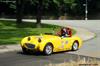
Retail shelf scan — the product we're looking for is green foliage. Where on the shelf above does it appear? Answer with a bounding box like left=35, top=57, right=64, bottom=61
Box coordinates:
left=53, top=0, right=60, bottom=6
left=0, top=20, right=60, bottom=44
left=30, top=0, right=50, bottom=8
left=64, top=0, right=75, bottom=4
left=9, top=3, right=16, bottom=9
left=0, top=20, right=76, bottom=44
left=1, top=0, right=100, bottom=19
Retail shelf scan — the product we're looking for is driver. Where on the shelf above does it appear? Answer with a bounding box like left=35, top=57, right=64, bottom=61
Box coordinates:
left=61, top=27, right=69, bottom=37
left=56, top=27, right=72, bottom=37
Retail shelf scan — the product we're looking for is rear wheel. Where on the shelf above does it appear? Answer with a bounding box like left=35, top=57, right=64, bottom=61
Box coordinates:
left=43, top=44, right=53, bottom=55
left=72, top=41, right=79, bottom=51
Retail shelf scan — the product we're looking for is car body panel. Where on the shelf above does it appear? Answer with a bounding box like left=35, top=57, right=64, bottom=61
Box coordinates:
left=20, top=34, right=82, bottom=53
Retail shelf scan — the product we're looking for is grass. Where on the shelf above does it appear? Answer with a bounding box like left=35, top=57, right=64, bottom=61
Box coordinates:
left=0, top=20, right=76, bottom=45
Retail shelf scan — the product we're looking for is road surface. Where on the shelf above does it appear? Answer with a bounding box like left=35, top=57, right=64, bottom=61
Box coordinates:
left=0, top=20, right=100, bottom=66
left=0, top=51, right=100, bottom=66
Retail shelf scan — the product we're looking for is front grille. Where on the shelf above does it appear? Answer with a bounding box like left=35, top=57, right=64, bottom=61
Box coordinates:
left=25, top=43, right=35, bottom=49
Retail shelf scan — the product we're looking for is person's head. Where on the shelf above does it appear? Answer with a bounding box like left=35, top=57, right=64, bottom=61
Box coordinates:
left=67, top=27, right=70, bottom=30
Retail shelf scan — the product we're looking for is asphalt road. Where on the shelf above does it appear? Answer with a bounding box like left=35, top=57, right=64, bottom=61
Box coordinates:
left=71, top=29, right=100, bottom=58
left=0, top=20, right=100, bottom=66
left=0, top=51, right=100, bottom=66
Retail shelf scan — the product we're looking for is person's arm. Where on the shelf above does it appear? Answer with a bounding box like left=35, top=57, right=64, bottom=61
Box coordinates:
left=55, top=29, right=62, bottom=36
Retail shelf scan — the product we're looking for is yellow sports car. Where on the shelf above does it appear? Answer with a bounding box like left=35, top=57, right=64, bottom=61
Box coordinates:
left=20, top=33, right=82, bottom=55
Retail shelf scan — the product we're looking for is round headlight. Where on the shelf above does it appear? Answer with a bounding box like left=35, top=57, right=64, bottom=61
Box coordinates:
left=38, top=38, right=41, bottom=43
left=28, top=37, right=31, bottom=41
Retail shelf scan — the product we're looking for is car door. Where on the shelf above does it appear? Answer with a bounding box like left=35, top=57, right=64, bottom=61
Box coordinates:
left=54, top=37, right=71, bottom=52
left=60, top=37, right=71, bottom=51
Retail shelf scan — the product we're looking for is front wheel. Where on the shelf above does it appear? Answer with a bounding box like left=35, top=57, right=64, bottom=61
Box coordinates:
left=22, top=47, right=29, bottom=54
left=72, top=41, right=79, bottom=51
left=43, top=44, right=53, bottom=55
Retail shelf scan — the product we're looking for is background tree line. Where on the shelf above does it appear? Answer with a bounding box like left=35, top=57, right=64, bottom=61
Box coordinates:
left=0, top=0, right=100, bottom=27
left=0, top=0, right=100, bottom=19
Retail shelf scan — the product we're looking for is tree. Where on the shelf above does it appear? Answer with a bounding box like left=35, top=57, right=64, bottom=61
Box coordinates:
left=52, top=0, right=77, bottom=17
left=16, top=0, right=24, bottom=24
left=36, top=0, right=43, bottom=28
left=31, top=0, right=50, bottom=28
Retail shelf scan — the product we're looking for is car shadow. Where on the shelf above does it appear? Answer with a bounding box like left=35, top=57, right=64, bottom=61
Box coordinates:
left=17, top=50, right=75, bottom=56
left=17, top=51, right=44, bottom=56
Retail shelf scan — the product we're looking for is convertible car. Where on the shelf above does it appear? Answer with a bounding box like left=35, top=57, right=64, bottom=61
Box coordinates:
left=20, top=33, right=82, bottom=55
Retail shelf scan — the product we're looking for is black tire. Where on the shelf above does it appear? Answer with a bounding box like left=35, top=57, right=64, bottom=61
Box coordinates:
left=72, top=41, right=79, bottom=51
left=22, top=47, right=29, bottom=54
left=43, top=44, right=53, bottom=55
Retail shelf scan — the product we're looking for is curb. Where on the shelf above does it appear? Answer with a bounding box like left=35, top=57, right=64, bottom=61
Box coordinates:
left=73, top=27, right=96, bottom=41
left=0, top=45, right=21, bottom=53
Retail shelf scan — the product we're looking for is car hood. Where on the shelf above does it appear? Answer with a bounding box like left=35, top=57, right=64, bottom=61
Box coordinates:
left=21, top=35, right=60, bottom=47
left=21, top=35, right=60, bottom=43
left=29, top=35, right=59, bottom=40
